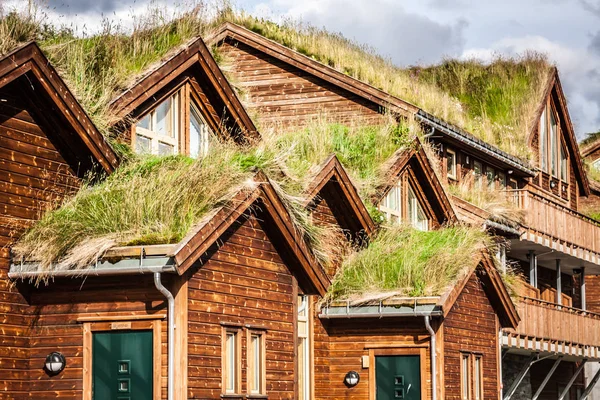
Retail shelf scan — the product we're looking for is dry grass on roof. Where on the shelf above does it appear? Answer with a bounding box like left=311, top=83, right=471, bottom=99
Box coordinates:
left=324, top=224, right=524, bottom=303
left=2, top=2, right=551, bottom=160
left=324, top=224, right=488, bottom=303
left=12, top=116, right=420, bottom=276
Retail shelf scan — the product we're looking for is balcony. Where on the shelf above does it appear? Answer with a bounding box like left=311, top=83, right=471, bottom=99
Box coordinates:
left=503, top=284, right=600, bottom=360
left=507, top=189, right=600, bottom=266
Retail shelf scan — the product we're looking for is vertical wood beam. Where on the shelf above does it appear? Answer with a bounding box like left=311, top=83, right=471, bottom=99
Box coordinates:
left=528, top=251, right=537, bottom=288
left=582, top=267, right=587, bottom=311
left=558, top=360, right=587, bottom=400
left=556, top=259, right=562, bottom=307
left=171, top=275, right=188, bottom=400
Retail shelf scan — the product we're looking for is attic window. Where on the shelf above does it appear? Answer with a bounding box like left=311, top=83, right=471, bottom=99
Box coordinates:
left=379, top=180, right=429, bottom=231
left=136, top=91, right=180, bottom=155
left=135, top=88, right=213, bottom=158
left=407, top=184, right=428, bottom=231
left=539, top=101, right=568, bottom=182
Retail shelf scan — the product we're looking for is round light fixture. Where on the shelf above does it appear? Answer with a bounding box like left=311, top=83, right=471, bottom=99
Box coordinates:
left=44, top=352, right=66, bottom=375
left=344, top=370, right=360, bottom=387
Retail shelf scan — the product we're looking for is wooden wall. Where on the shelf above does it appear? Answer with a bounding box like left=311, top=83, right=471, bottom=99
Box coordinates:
left=0, top=83, right=82, bottom=399
left=442, top=270, right=500, bottom=400
left=187, top=213, right=299, bottom=399
left=23, top=276, right=168, bottom=400
left=218, top=40, right=387, bottom=130
left=314, top=316, right=433, bottom=400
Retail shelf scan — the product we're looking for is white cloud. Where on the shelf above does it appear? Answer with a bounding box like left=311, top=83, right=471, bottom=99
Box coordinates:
left=252, top=0, right=467, bottom=66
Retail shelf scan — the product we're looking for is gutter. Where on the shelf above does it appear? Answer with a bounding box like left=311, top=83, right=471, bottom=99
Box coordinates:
left=154, top=272, right=175, bottom=400
left=424, top=316, right=437, bottom=400
left=318, top=298, right=443, bottom=319
left=416, top=110, right=536, bottom=177
left=8, top=264, right=176, bottom=279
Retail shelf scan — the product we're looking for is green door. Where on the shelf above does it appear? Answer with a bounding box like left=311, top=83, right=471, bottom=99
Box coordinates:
left=376, top=355, right=421, bottom=400
left=92, top=330, right=153, bottom=400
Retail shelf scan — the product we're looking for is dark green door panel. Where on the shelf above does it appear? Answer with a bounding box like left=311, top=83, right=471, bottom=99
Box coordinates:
left=376, top=355, right=421, bottom=400
left=92, top=331, right=153, bottom=400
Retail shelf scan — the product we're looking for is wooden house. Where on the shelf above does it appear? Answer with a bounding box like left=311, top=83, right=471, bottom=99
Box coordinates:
left=306, top=145, right=518, bottom=400
left=2, top=17, right=600, bottom=400
left=212, top=23, right=600, bottom=399
left=0, top=41, right=118, bottom=399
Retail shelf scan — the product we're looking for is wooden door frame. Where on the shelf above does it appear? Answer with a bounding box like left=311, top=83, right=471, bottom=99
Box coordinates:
left=368, top=347, right=427, bottom=400
left=82, top=318, right=162, bottom=400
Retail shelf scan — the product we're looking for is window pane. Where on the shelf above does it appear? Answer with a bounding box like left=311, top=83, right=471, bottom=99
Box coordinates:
left=135, top=134, right=152, bottom=154
left=154, top=97, right=171, bottom=136
left=298, top=337, right=306, bottom=400
left=497, top=172, right=506, bottom=188
left=560, top=145, right=567, bottom=181
left=474, top=162, right=483, bottom=189
left=138, top=114, right=151, bottom=130
left=550, top=110, right=557, bottom=176
left=462, top=355, right=469, bottom=400
left=225, top=333, right=236, bottom=392
left=540, top=107, right=547, bottom=172
left=447, top=150, right=457, bottom=178
left=408, top=185, right=428, bottom=231
left=250, top=335, right=261, bottom=393
left=158, top=142, right=174, bottom=156
left=475, top=357, right=482, bottom=400
left=190, top=105, right=211, bottom=158
left=486, top=167, right=495, bottom=190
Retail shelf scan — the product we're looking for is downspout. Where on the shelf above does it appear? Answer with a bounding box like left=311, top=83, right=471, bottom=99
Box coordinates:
left=424, top=316, right=437, bottom=400
left=154, top=272, right=175, bottom=400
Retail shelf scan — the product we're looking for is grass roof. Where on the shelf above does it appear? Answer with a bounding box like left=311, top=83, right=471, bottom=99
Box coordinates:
left=6, top=3, right=522, bottom=296
left=325, top=224, right=490, bottom=302
left=1, top=3, right=551, bottom=160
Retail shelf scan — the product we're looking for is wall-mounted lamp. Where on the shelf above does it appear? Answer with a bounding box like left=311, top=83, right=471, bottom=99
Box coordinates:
left=550, top=180, right=557, bottom=189
left=44, top=352, right=66, bottom=375
left=507, top=170, right=514, bottom=175
left=344, top=371, right=360, bottom=387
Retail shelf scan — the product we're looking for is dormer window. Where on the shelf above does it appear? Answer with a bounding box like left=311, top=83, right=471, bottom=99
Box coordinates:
left=379, top=179, right=429, bottom=231
left=134, top=88, right=213, bottom=158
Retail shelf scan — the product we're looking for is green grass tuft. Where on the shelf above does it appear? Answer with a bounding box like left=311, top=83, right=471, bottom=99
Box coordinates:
left=324, top=224, right=491, bottom=302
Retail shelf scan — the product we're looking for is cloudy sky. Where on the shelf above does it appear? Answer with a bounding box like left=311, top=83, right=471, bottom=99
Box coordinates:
left=18, top=0, right=600, bottom=139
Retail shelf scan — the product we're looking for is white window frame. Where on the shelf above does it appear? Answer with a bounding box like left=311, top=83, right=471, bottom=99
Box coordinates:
left=408, top=184, right=428, bottom=231
left=135, top=91, right=180, bottom=155
left=222, top=327, right=241, bottom=395
left=247, top=330, right=266, bottom=396
left=447, top=148, right=457, bottom=180
left=189, top=102, right=212, bottom=159
left=298, top=295, right=312, bottom=400
left=380, top=183, right=402, bottom=225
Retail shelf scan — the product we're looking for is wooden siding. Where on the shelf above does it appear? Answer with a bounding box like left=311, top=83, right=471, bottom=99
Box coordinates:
left=511, top=297, right=600, bottom=348
left=314, top=317, right=432, bottom=400
left=187, top=213, right=298, bottom=399
left=219, top=40, right=387, bottom=129
left=443, top=271, right=500, bottom=400
left=15, top=275, right=168, bottom=400
left=510, top=189, right=600, bottom=258
left=0, top=84, right=82, bottom=399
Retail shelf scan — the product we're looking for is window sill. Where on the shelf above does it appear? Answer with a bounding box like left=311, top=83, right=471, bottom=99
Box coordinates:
left=220, top=394, right=245, bottom=399
left=247, top=395, right=268, bottom=399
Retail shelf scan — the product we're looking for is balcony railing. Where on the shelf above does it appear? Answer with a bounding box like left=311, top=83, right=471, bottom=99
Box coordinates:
left=512, top=296, right=600, bottom=347
left=506, top=189, right=600, bottom=256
